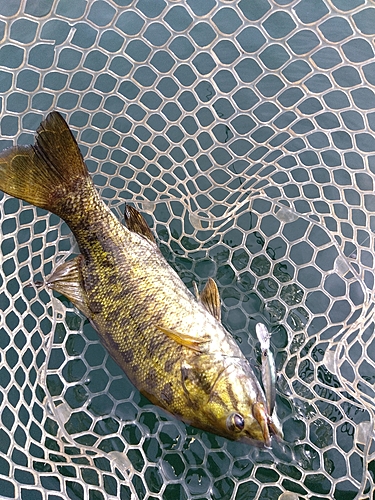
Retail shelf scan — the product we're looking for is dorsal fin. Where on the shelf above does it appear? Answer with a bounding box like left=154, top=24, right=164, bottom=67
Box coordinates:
left=124, top=205, right=155, bottom=243
left=200, top=278, right=221, bottom=321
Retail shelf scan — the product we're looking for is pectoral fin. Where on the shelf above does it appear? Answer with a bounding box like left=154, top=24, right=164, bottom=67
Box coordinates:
left=45, top=255, right=91, bottom=318
left=200, top=278, right=221, bottom=321
left=124, top=204, right=155, bottom=243
left=157, top=325, right=209, bottom=352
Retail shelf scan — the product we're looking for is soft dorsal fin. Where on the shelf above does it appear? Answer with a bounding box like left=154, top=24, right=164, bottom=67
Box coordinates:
left=157, top=325, right=209, bottom=352
left=200, top=278, right=221, bottom=321
left=124, top=205, right=155, bottom=243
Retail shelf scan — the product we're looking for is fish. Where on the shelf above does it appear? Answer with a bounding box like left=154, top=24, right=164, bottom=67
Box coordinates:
left=0, top=111, right=283, bottom=446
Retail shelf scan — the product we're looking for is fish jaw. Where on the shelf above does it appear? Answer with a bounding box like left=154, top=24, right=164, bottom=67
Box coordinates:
left=252, top=402, right=271, bottom=447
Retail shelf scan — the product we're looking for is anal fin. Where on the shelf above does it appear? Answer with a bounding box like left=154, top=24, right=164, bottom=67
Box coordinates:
left=45, top=255, right=90, bottom=318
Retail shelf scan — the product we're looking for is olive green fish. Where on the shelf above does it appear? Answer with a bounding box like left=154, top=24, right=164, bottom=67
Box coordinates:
left=0, top=112, right=282, bottom=446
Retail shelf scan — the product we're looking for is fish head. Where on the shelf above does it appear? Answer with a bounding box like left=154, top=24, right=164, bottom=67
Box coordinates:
left=182, top=356, right=279, bottom=447
left=210, top=359, right=273, bottom=446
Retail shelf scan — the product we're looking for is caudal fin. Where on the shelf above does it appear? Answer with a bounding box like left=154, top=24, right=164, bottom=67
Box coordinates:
left=0, top=111, right=89, bottom=214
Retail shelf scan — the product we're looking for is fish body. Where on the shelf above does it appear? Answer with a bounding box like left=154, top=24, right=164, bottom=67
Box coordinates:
left=0, top=112, right=282, bottom=446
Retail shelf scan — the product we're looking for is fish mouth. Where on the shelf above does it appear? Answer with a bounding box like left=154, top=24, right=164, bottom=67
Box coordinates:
left=252, top=402, right=271, bottom=447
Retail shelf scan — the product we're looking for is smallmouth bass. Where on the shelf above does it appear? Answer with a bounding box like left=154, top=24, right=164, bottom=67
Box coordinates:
left=0, top=112, right=282, bottom=446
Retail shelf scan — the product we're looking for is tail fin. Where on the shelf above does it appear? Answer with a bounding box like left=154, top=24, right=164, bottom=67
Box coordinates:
left=0, top=112, right=89, bottom=214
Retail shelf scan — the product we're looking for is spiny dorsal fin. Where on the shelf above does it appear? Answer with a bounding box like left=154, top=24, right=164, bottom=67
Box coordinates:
left=157, top=325, right=209, bottom=352
left=124, top=205, right=155, bottom=243
left=200, top=278, right=221, bottom=321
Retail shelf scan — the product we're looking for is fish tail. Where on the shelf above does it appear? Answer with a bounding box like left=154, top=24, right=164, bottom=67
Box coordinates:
left=0, top=112, right=90, bottom=217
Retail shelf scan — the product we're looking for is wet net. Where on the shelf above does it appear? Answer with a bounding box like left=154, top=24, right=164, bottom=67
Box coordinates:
left=1, top=0, right=375, bottom=499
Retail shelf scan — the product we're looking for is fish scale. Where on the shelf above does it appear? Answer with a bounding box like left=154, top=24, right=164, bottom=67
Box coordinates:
left=0, top=111, right=283, bottom=446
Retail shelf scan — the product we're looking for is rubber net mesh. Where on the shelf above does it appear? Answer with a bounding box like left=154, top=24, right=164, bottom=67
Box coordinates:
left=1, top=0, right=375, bottom=499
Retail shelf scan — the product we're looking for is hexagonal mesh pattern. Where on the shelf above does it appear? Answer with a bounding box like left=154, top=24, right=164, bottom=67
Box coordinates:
left=1, top=0, right=375, bottom=498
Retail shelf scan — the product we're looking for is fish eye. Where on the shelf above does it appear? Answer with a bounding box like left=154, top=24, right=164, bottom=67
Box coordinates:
left=227, top=413, right=245, bottom=432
